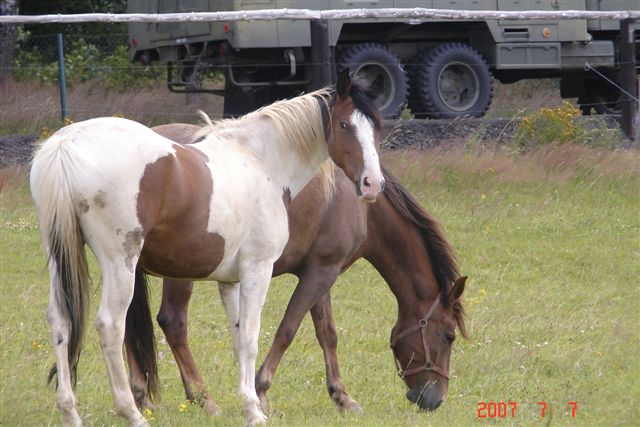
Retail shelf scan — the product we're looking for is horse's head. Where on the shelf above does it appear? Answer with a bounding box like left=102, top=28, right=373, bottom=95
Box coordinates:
left=328, top=69, right=385, bottom=202
left=390, top=276, right=467, bottom=411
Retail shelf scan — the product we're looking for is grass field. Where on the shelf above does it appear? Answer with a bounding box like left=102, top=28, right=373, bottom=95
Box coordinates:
left=1, top=143, right=639, bottom=426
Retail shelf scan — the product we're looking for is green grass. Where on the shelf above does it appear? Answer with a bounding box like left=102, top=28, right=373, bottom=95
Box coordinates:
left=1, top=144, right=639, bottom=426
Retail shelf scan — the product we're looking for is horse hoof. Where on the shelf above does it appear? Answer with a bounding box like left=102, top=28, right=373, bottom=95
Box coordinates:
left=130, top=415, right=150, bottom=427
left=243, top=403, right=267, bottom=426
left=62, top=412, right=82, bottom=427
left=203, top=399, right=221, bottom=416
left=338, top=398, right=364, bottom=413
left=258, top=394, right=270, bottom=414
left=244, top=411, right=267, bottom=426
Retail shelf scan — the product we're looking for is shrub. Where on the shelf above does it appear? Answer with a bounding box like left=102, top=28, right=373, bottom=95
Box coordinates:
left=513, top=100, right=583, bottom=147
left=12, top=34, right=163, bottom=90
left=101, top=45, right=164, bottom=90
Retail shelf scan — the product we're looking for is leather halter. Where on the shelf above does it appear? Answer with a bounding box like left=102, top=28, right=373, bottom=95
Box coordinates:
left=390, top=295, right=450, bottom=380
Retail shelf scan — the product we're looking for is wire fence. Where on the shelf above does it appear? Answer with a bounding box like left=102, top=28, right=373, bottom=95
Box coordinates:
left=1, top=31, right=637, bottom=138
left=8, top=32, right=164, bottom=84
left=1, top=32, right=225, bottom=136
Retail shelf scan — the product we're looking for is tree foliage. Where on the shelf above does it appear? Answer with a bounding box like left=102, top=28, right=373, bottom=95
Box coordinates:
left=20, top=0, right=127, bottom=39
left=1, top=0, right=20, bottom=81
left=10, top=1, right=163, bottom=89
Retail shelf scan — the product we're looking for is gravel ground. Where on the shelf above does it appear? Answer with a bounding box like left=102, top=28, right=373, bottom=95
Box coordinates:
left=0, top=116, right=630, bottom=170
left=0, top=134, right=39, bottom=169
left=382, top=117, right=520, bottom=149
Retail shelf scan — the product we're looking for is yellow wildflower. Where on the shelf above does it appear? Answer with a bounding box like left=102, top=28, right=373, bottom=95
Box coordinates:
left=143, top=408, right=154, bottom=421
left=40, top=127, right=53, bottom=139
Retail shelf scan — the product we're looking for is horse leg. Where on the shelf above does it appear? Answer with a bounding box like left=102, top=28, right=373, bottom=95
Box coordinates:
left=255, top=266, right=339, bottom=411
left=125, top=338, right=153, bottom=411
left=158, top=279, right=220, bottom=415
left=46, top=272, right=82, bottom=427
left=310, top=291, right=363, bottom=413
left=95, top=260, right=148, bottom=427
left=218, top=281, right=240, bottom=359
left=235, top=261, right=274, bottom=425
left=125, top=265, right=157, bottom=412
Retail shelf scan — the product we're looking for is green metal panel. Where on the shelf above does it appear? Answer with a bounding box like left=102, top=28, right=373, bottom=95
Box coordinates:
left=276, top=0, right=326, bottom=47
left=154, top=0, right=211, bottom=42
left=495, top=0, right=588, bottom=42
left=394, top=0, right=432, bottom=6
left=226, top=0, right=277, bottom=48
left=327, top=0, right=394, bottom=47
left=560, top=40, right=615, bottom=69
left=587, top=0, right=637, bottom=31
left=496, top=42, right=561, bottom=69
left=127, top=0, right=157, bottom=57
left=497, top=0, right=585, bottom=11
left=433, top=0, right=496, bottom=10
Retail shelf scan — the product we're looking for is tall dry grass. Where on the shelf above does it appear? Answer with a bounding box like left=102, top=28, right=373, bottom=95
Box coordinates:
left=1, top=76, right=566, bottom=136
left=384, top=143, right=640, bottom=186
left=1, top=79, right=224, bottom=135
left=486, top=79, right=563, bottom=118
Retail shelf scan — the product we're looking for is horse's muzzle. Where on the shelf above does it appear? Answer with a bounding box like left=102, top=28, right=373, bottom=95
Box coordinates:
left=356, top=175, right=385, bottom=202
left=406, top=385, right=444, bottom=411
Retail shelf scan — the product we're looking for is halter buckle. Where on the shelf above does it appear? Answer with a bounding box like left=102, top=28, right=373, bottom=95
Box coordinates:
left=419, top=319, right=428, bottom=327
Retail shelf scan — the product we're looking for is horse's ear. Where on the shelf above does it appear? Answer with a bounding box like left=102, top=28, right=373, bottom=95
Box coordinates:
left=449, top=276, right=467, bottom=301
left=336, top=68, right=351, bottom=97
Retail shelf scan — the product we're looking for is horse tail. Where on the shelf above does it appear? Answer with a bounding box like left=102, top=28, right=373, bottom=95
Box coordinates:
left=125, top=265, right=160, bottom=402
left=30, top=133, right=90, bottom=387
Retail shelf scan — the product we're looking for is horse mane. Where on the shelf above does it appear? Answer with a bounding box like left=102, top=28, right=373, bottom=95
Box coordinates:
left=192, top=78, right=380, bottom=202
left=381, top=166, right=468, bottom=338
left=342, top=78, right=383, bottom=131
left=194, top=91, right=336, bottom=201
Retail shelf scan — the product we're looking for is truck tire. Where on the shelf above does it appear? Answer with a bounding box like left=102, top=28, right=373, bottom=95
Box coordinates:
left=337, top=43, right=408, bottom=119
left=408, top=43, right=493, bottom=119
left=578, top=80, right=621, bottom=115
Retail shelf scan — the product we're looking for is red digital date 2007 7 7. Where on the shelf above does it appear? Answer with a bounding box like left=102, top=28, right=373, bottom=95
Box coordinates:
left=477, top=401, right=578, bottom=418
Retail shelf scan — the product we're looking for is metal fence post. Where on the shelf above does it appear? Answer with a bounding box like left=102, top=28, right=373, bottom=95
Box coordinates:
left=56, top=32, right=68, bottom=122
left=310, top=19, right=332, bottom=90
left=619, top=19, right=637, bottom=141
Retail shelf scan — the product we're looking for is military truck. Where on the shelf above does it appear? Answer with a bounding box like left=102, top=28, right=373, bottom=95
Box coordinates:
left=127, top=1, right=639, bottom=118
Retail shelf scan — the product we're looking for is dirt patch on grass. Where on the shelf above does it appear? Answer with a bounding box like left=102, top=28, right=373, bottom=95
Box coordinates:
left=0, top=135, right=38, bottom=169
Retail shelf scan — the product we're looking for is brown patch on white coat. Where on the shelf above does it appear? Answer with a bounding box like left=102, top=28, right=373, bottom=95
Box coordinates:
left=136, top=143, right=225, bottom=278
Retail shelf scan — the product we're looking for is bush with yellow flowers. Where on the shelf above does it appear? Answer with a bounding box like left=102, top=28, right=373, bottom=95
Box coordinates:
left=514, top=101, right=583, bottom=147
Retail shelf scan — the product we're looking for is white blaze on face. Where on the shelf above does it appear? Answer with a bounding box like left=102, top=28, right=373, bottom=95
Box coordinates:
left=350, top=110, right=384, bottom=201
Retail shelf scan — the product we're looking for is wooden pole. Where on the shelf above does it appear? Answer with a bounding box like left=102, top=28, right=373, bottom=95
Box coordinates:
left=619, top=19, right=637, bottom=141
left=310, top=19, right=332, bottom=90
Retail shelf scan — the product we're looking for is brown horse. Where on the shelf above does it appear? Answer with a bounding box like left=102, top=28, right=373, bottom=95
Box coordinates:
left=125, top=124, right=467, bottom=416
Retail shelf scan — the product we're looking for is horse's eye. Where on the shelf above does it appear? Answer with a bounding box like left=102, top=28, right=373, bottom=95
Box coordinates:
left=340, top=121, right=348, bottom=130
left=445, top=333, right=456, bottom=344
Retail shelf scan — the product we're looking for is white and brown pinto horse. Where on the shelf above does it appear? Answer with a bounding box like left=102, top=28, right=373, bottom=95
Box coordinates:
left=30, top=70, right=384, bottom=427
